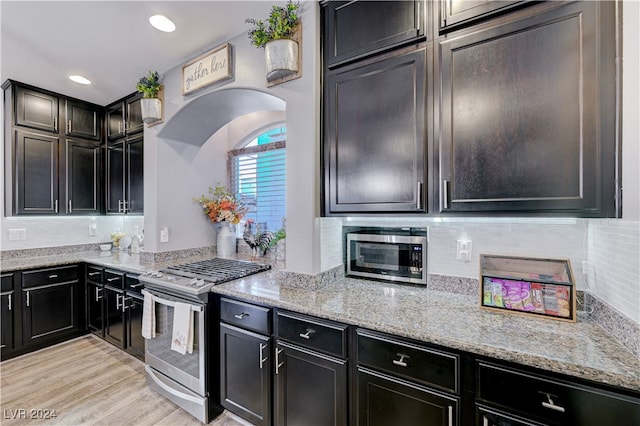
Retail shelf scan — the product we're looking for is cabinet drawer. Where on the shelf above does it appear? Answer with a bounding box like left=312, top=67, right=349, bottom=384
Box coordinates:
left=220, top=298, right=271, bottom=335
left=276, top=311, right=347, bottom=358
left=86, top=265, right=103, bottom=282
left=103, top=269, right=125, bottom=289
left=1, top=274, right=13, bottom=291
left=22, top=265, right=78, bottom=288
left=477, top=361, right=640, bottom=425
left=125, top=274, right=143, bottom=295
left=357, top=329, right=459, bottom=394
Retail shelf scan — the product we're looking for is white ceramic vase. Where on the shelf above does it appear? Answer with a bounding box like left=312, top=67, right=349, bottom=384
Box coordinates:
left=216, top=222, right=236, bottom=258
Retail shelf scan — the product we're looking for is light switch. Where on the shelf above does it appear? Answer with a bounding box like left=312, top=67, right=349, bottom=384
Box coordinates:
left=8, top=228, right=27, bottom=241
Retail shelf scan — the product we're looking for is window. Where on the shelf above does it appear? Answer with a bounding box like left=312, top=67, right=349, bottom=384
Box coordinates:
left=229, top=126, right=286, bottom=233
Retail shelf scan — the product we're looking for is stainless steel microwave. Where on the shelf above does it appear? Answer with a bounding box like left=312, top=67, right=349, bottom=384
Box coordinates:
left=346, top=228, right=428, bottom=285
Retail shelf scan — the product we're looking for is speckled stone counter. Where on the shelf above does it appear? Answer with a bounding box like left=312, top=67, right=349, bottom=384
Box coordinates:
left=211, top=273, right=640, bottom=393
left=2, top=251, right=638, bottom=393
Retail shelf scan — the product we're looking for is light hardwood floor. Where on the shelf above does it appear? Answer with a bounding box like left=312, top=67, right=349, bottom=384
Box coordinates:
left=0, top=335, right=253, bottom=426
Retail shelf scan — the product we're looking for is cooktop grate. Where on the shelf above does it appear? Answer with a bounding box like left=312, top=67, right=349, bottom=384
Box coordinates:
left=162, top=258, right=271, bottom=283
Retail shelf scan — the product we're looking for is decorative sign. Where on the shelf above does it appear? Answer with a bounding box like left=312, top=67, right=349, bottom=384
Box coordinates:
left=182, top=43, right=232, bottom=95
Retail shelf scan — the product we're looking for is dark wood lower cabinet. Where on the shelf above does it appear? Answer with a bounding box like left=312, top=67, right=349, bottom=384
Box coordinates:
left=124, top=292, right=145, bottom=360
left=357, top=367, right=458, bottom=426
left=275, top=341, right=348, bottom=426
left=1, top=274, right=16, bottom=354
left=86, top=280, right=104, bottom=337
left=220, top=322, right=272, bottom=426
left=22, top=281, right=79, bottom=346
left=104, top=286, right=125, bottom=347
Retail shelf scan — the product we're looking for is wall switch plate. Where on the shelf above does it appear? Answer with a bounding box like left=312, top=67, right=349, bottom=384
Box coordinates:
left=8, top=228, right=27, bottom=241
left=89, top=224, right=97, bottom=236
left=160, top=227, right=169, bottom=243
left=456, top=239, right=472, bottom=261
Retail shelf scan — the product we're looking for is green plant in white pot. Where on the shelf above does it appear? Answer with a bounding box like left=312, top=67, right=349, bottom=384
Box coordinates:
left=245, top=1, right=301, bottom=83
left=136, top=70, right=162, bottom=124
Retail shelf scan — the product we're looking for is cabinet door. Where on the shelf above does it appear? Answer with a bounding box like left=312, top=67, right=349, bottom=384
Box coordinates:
left=22, top=281, right=79, bottom=345
left=14, top=85, right=59, bottom=133
left=357, top=367, right=458, bottom=426
left=275, top=341, right=348, bottom=426
left=86, top=281, right=103, bottom=337
left=220, top=323, right=271, bottom=426
left=440, top=0, right=527, bottom=31
left=14, top=130, right=59, bottom=215
left=106, top=140, right=125, bottom=214
left=125, top=293, right=145, bottom=360
left=438, top=1, right=617, bottom=216
left=1, top=291, right=15, bottom=353
left=104, top=287, right=125, bottom=348
left=324, top=1, right=426, bottom=68
left=325, top=47, right=427, bottom=214
left=65, top=138, right=102, bottom=215
left=106, top=102, right=125, bottom=140
left=126, top=95, right=144, bottom=135
left=126, top=135, right=144, bottom=214
left=65, top=99, right=101, bottom=140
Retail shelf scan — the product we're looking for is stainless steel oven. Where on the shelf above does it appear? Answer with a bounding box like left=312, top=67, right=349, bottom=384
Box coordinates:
left=143, top=288, right=209, bottom=422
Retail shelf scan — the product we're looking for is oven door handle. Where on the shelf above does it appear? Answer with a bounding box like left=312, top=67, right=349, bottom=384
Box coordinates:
left=142, top=290, right=204, bottom=312
left=145, top=365, right=203, bottom=404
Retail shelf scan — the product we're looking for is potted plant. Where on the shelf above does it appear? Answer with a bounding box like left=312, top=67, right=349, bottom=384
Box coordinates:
left=136, top=70, right=162, bottom=124
left=246, top=1, right=301, bottom=83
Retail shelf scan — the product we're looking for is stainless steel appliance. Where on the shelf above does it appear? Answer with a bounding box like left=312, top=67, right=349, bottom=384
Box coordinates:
left=346, top=227, right=428, bottom=285
left=139, top=258, right=271, bottom=423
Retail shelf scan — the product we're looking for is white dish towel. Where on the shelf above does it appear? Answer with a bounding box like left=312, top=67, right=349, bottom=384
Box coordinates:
left=141, top=290, right=155, bottom=339
left=171, top=302, right=194, bottom=355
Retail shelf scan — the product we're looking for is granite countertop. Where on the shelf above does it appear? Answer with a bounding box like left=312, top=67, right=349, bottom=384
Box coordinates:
left=212, top=272, right=640, bottom=393
left=2, top=251, right=639, bottom=393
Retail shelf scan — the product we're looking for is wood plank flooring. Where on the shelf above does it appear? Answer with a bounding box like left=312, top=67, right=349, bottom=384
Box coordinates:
left=0, top=335, right=253, bottom=425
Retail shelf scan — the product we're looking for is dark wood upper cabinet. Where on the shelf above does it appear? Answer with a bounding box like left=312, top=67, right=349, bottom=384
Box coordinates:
left=324, top=46, right=428, bottom=214
left=126, top=134, right=144, bottom=214
left=106, top=139, right=125, bottom=214
left=439, top=0, right=529, bottom=32
left=106, top=102, right=125, bottom=140
left=438, top=1, right=618, bottom=216
left=65, top=99, right=102, bottom=140
left=14, top=85, right=59, bottom=133
left=126, top=94, right=144, bottom=135
left=324, top=0, right=427, bottom=68
left=106, top=133, right=143, bottom=215
left=65, top=138, right=102, bottom=215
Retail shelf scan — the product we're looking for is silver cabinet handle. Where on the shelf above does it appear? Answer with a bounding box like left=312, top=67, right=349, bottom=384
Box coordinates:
left=89, top=271, right=101, bottom=277
left=48, top=274, right=59, bottom=279
left=234, top=312, right=249, bottom=320
left=7, top=294, right=12, bottom=311
left=259, top=343, right=268, bottom=370
left=442, top=180, right=449, bottom=209
left=392, top=353, right=409, bottom=367
left=68, top=120, right=72, bottom=134
left=448, top=405, right=453, bottom=426
left=116, top=293, right=122, bottom=310
left=68, top=199, right=72, bottom=213
left=54, top=117, right=58, bottom=132
left=118, top=200, right=123, bottom=213
left=130, top=283, right=143, bottom=289
left=107, top=277, right=120, bottom=282
left=124, top=200, right=129, bottom=213
left=483, top=415, right=489, bottom=426
left=118, top=122, right=122, bottom=134
left=299, top=329, right=315, bottom=340
left=275, top=348, right=284, bottom=375
left=416, top=181, right=423, bottom=210
left=26, top=290, right=30, bottom=307
left=122, top=297, right=131, bottom=311
left=54, top=199, right=58, bottom=213
left=95, top=287, right=103, bottom=302
left=541, top=394, right=565, bottom=413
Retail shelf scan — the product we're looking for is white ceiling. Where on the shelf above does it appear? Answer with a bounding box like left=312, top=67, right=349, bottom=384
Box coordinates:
left=1, top=1, right=278, bottom=106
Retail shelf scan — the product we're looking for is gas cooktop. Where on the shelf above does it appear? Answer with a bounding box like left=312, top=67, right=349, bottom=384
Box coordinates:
left=139, top=258, right=271, bottom=296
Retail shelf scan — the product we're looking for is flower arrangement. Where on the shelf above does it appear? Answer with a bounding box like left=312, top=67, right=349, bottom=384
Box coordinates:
left=195, top=185, right=247, bottom=225
left=136, top=70, right=161, bottom=98
left=245, top=0, right=301, bottom=48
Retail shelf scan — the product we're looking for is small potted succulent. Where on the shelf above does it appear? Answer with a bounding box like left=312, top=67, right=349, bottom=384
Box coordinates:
left=136, top=70, right=162, bottom=124
left=245, top=1, right=301, bottom=83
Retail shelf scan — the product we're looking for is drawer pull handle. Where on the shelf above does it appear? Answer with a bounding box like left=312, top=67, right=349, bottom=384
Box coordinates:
left=259, top=343, right=268, bottom=370
left=107, top=277, right=120, bottom=282
left=234, top=312, right=249, bottom=320
left=275, top=348, right=284, bottom=375
left=392, top=353, right=409, bottom=368
left=541, top=394, right=565, bottom=413
left=130, top=283, right=143, bottom=289
left=89, top=272, right=101, bottom=276
left=48, top=274, right=59, bottom=279
left=299, top=329, right=315, bottom=340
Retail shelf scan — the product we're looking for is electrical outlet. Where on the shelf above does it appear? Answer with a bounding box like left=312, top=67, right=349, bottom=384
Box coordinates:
left=8, top=228, right=26, bottom=241
left=89, top=224, right=97, bottom=236
left=160, top=226, right=169, bottom=243
left=456, top=239, right=472, bottom=262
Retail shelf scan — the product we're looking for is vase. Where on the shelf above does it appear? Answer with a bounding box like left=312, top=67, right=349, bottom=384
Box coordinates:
left=216, top=223, right=236, bottom=258
left=265, top=39, right=299, bottom=82
left=140, top=98, right=162, bottom=124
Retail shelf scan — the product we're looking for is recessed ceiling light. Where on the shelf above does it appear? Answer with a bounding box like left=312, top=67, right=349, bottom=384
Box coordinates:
left=149, top=14, right=176, bottom=32
left=69, top=75, right=91, bottom=85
